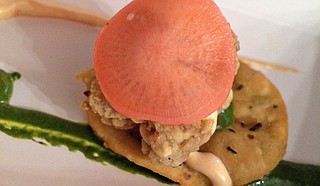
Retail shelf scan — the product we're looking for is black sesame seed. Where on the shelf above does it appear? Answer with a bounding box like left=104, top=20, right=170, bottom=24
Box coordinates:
left=83, top=90, right=91, bottom=97
left=227, top=146, right=237, bottom=154
left=249, top=123, right=262, bottom=131
left=273, top=104, right=278, bottom=108
left=228, top=129, right=236, bottom=133
left=248, top=105, right=253, bottom=109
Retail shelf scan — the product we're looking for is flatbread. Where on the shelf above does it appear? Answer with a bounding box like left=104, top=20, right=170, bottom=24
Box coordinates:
left=84, top=62, right=288, bottom=185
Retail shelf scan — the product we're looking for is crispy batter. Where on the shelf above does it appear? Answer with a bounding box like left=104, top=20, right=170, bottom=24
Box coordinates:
left=77, top=69, right=138, bottom=130
left=78, top=63, right=288, bottom=185
left=140, top=113, right=216, bottom=166
left=77, top=69, right=217, bottom=167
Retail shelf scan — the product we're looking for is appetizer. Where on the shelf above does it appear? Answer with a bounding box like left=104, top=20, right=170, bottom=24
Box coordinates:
left=77, top=0, right=287, bottom=185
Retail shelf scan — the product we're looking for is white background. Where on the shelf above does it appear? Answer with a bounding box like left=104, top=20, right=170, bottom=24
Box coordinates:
left=0, top=0, right=319, bottom=185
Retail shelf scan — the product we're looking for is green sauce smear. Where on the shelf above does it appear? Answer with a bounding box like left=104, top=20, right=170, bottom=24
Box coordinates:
left=246, top=160, right=320, bottom=186
left=0, top=69, right=173, bottom=184
left=0, top=69, right=319, bottom=185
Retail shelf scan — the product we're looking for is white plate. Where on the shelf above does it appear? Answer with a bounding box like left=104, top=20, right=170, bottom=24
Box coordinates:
left=0, top=0, right=319, bottom=185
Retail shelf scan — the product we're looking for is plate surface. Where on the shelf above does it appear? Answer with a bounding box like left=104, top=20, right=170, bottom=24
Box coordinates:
left=0, top=0, right=319, bottom=185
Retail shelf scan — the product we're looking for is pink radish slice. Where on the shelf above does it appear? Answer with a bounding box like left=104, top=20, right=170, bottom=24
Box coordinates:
left=94, top=0, right=236, bottom=125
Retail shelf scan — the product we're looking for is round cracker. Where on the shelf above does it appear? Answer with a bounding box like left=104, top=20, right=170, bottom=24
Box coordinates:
left=83, top=62, right=288, bottom=185
left=201, top=62, right=288, bottom=185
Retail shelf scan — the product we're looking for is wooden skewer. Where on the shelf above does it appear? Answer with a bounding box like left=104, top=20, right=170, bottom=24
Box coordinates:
left=0, top=0, right=108, bottom=26
left=239, top=56, right=299, bottom=73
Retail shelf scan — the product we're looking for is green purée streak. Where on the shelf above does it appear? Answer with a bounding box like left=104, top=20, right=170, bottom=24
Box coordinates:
left=0, top=69, right=20, bottom=104
left=1, top=69, right=320, bottom=186
left=246, top=160, right=320, bottom=186
left=0, top=69, right=173, bottom=184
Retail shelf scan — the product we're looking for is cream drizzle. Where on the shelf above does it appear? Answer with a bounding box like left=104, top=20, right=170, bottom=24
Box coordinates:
left=0, top=0, right=107, bottom=26
left=186, top=152, right=232, bottom=186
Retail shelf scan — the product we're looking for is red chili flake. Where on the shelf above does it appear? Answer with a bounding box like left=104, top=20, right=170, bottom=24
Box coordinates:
left=236, top=84, right=244, bottom=90
left=248, top=134, right=254, bottom=139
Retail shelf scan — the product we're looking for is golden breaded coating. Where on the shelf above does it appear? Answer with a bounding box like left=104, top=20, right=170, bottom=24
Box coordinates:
left=77, top=69, right=217, bottom=167
left=77, top=69, right=138, bottom=130
left=140, top=113, right=216, bottom=166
